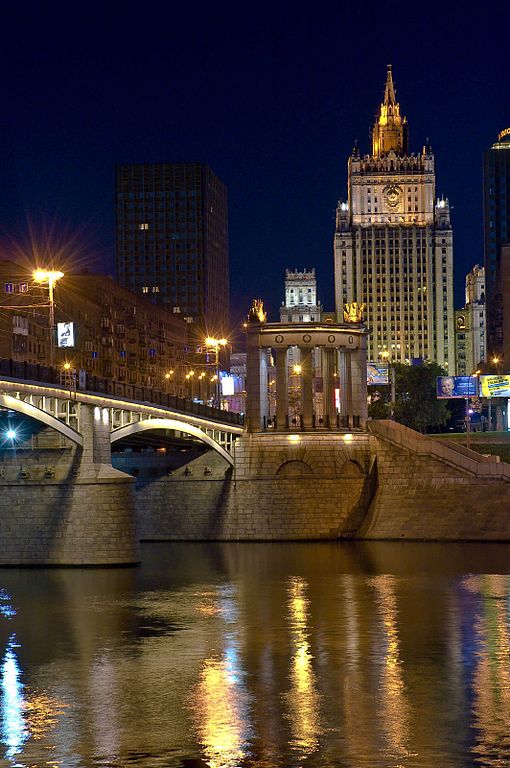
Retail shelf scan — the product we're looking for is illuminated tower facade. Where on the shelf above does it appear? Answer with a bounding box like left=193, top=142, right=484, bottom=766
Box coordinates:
left=334, top=66, right=455, bottom=370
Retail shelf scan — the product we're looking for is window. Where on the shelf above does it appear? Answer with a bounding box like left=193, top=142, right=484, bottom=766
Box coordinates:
left=4, top=283, right=13, bottom=293
left=139, top=223, right=149, bottom=230
left=142, top=286, right=149, bottom=293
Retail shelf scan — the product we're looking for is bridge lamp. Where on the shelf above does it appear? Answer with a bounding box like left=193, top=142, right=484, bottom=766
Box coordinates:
left=6, top=429, right=16, bottom=440
left=205, top=337, right=228, bottom=407
left=33, top=269, right=64, bottom=369
left=292, top=364, right=302, bottom=375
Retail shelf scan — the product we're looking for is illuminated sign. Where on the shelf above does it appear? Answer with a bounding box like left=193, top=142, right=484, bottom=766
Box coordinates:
left=367, top=362, right=389, bottom=385
left=498, top=127, right=510, bottom=141
left=479, top=374, right=510, bottom=398
left=221, top=376, right=235, bottom=396
left=57, top=322, right=75, bottom=348
left=436, top=376, right=478, bottom=399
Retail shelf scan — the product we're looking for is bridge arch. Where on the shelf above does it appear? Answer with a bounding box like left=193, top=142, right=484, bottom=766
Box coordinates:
left=0, top=393, right=83, bottom=446
left=110, top=418, right=234, bottom=465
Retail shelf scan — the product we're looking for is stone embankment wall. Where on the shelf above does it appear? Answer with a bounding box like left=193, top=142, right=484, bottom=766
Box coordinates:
left=0, top=407, right=138, bottom=565
left=361, top=420, right=510, bottom=540
left=135, top=432, right=374, bottom=540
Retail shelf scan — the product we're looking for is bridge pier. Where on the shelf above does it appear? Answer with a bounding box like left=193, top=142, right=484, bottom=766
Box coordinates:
left=0, top=402, right=138, bottom=566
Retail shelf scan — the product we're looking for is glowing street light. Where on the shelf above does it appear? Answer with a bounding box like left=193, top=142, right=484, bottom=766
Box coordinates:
left=204, top=337, right=228, bottom=407
left=33, top=269, right=64, bottom=368
left=6, top=430, right=16, bottom=440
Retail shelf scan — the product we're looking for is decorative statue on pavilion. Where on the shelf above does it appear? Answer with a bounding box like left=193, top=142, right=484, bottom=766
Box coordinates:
left=343, top=302, right=365, bottom=323
left=247, top=299, right=267, bottom=324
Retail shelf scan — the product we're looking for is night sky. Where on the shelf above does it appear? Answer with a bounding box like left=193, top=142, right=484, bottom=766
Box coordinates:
left=0, top=4, right=508, bottom=339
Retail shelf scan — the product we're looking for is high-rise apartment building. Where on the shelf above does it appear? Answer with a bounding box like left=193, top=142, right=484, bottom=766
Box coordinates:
left=115, top=163, right=229, bottom=338
left=483, top=129, right=510, bottom=357
left=455, top=265, right=486, bottom=376
left=334, top=66, right=455, bottom=371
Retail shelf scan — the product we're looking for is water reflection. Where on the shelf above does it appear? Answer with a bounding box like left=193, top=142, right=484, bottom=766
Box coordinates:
left=284, top=576, right=322, bottom=762
left=1, top=634, right=27, bottom=761
left=192, top=585, right=252, bottom=768
left=0, top=543, right=510, bottom=766
left=464, top=574, right=510, bottom=765
left=371, top=575, right=413, bottom=761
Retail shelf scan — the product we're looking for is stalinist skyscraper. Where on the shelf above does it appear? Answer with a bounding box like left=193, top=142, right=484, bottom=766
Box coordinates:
left=334, top=66, right=454, bottom=371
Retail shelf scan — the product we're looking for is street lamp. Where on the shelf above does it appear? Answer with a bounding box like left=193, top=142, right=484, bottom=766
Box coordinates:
left=466, top=369, right=481, bottom=449
left=164, top=370, right=174, bottom=394
left=185, top=370, right=195, bottom=400
left=33, top=269, right=64, bottom=368
left=205, top=337, right=228, bottom=407
left=381, top=350, right=395, bottom=419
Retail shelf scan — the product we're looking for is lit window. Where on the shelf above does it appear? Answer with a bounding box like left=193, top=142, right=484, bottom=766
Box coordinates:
left=142, top=286, right=149, bottom=293
left=152, top=286, right=160, bottom=293
left=139, top=223, right=149, bottom=230
left=18, top=283, right=28, bottom=293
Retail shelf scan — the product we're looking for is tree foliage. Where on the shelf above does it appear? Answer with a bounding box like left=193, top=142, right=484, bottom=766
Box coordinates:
left=368, top=361, right=451, bottom=433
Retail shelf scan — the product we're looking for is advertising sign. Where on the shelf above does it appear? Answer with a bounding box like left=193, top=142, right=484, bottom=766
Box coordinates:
left=367, top=362, right=389, bottom=385
left=436, top=376, right=478, bottom=399
left=57, top=321, right=75, bottom=348
left=479, top=374, right=510, bottom=398
left=221, top=375, right=235, bottom=396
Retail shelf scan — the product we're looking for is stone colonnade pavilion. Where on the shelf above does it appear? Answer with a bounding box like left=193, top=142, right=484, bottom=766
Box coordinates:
left=245, top=306, right=369, bottom=432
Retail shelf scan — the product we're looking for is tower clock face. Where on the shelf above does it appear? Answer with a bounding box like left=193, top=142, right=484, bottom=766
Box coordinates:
left=383, top=184, right=402, bottom=208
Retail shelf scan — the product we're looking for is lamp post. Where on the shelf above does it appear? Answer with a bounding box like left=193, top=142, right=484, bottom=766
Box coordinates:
left=466, top=369, right=481, bottom=449
left=164, top=370, right=174, bottom=394
left=489, top=356, right=501, bottom=431
left=381, top=350, right=395, bottom=419
left=185, top=370, right=195, bottom=400
left=33, top=270, right=64, bottom=369
left=205, top=337, right=227, bottom=408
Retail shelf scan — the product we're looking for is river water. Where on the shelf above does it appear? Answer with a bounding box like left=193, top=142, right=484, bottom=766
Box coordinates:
left=0, top=541, right=510, bottom=767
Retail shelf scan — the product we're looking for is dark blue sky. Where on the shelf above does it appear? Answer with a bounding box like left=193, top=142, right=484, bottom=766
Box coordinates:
left=0, top=3, right=508, bottom=334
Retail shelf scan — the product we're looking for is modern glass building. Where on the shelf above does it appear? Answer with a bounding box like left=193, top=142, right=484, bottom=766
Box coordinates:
left=115, top=163, right=229, bottom=338
left=483, top=129, right=510, bottom=356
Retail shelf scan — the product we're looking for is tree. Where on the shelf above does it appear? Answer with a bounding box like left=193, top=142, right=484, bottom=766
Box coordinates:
left=368, top=361, right=451, bottom=433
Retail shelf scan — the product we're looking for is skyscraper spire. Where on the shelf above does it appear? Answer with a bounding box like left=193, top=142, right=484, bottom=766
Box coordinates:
left=372, top=64, right=408, bottom=157
left=384, top=64, right=397, bottom=106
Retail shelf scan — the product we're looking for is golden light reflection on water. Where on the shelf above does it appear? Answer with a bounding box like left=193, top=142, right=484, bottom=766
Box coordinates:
left=23, top=691, right=68, bottom=740
left=371, top=575, right=413, bottom=761
left=466, top=574, right=510, bottom=765
left=192, top=587, right=252, bottom=768
left=284, top=576, right=323, bottom=762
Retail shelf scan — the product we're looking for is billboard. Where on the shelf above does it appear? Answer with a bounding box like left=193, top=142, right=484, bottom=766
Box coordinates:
left=367, top=362, right=389, bottom=385
left=57, top=321, right=75, bottom=348
left=479, top=374, right=510, bottom=398
left=221, top=375, right=235, bottom=396
left=436, top=376, right=478, bottom=399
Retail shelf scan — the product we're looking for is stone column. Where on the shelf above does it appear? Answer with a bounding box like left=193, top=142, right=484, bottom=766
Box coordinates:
left=301, top=347, right=314, bottom=429
left=322, top=348, right=337, bottom=428
left=351, top=343, right=368, bottom=427
left=245, top=327, right=268, bottom=432
left=339, top=350, right=353, bottom=427
left=275, top=347, right=288, bottom=431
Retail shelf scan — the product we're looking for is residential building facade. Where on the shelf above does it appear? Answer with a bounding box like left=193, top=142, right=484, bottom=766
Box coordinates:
left=0, top=260, right=188, bottom=395
left=115, top=163, right=229, bottom=340
left=334, top=65, right=455, bottom=371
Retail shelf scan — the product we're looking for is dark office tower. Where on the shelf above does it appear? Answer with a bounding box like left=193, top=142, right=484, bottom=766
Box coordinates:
left=483, top=129, right=510, bottom=357
left=115, top=163, right=229, bottom=337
